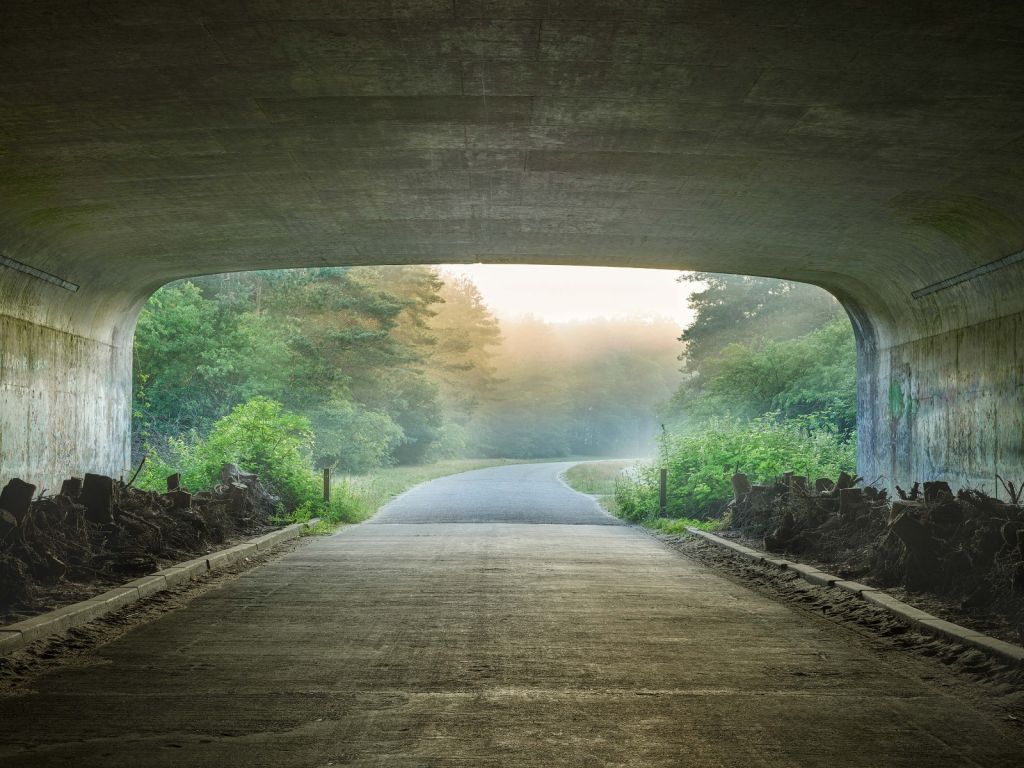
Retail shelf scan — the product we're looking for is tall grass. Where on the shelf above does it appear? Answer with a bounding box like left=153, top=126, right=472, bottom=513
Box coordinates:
left=562, top=460, right=635, bottom=495
left=615, top=415, right=856, bottom=522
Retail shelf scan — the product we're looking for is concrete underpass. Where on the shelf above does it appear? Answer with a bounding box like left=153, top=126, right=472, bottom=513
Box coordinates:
left=2, top=1, right=1024, bottom=763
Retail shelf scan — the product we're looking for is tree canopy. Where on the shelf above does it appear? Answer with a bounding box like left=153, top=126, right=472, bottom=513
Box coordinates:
left=133, top=267, right=684, bottom=473
left=664, top=273, right=856, bottom=436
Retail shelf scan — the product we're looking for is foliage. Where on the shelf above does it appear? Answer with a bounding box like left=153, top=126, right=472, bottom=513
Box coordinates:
left=666, top=274, right=856, bottom=436
left=562, top=461, right=635, bottom=495
left=307, top=402, right=404, bottom=474
left=133, top=266, right=858, bottom=530
left=137, top=397, right=320, bottom=510
left=677, top=273, right=842, bottom=373
left=643, top=517, right=721, bottom=534
left=672, top=319, right=857, bottom=435
left=133, top=267, right=495, bottom=474
left=614, top=415, right=856, bottom=521
left=132, top=282, right=294, bottom=445
left=377, top=369, right=445, bottom=465
left=430, top=276, right=503, bottom=418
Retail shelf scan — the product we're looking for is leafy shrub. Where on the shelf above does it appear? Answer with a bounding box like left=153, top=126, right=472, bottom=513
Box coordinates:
left=308, top=402, right=405, bottom=474
left=137, top=397, right=320, bottom=510
left=615, top=415, right=856, bottom=521
left=613, top=470, right=654, bottom=522
left=286, top=486, right=369, bottom=533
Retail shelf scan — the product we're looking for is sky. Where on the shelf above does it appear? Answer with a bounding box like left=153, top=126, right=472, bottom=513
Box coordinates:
left=438, top=264, right=699, bottom=329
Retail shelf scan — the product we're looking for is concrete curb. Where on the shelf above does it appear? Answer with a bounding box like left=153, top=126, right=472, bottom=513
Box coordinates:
left=0, top=520, right=312, bottom=657
left=686, top=527, right=1024, bottom=668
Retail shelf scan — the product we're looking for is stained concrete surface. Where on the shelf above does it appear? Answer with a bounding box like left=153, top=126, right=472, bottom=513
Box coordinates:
left=2, top=462, right=1024, bottom=766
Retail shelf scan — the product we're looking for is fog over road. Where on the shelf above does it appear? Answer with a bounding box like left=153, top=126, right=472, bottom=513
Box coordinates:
left=371, top=461, right=616, bottom=525
left=1, top=463, right=1022, bottom=766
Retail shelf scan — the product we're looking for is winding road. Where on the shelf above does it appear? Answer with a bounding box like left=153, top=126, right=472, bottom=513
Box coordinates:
left=1, top=462, right=1023, bottom=766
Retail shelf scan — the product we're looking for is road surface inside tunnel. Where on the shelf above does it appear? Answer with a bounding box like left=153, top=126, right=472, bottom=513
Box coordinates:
left=1, top=462, right=1022, bottom=766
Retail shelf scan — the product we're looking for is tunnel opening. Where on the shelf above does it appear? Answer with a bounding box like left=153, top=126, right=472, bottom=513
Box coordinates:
left=126, top=264, right=858, bottom=498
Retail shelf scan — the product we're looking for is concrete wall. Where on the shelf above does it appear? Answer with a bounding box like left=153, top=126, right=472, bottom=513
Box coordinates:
left=0, top=311, right=133, bottom=491
left=858, top=309, right=1024, bottom=495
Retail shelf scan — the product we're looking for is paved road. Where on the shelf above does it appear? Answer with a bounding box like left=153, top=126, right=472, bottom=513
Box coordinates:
left=2, top=462, right=1023, bottom=766
left=371, top=462, right=616, bottom=525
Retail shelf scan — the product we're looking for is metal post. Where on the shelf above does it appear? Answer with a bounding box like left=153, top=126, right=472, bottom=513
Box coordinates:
left=659, top=468, right=667, bottom=517
left=323, top=467, right=331, bottom=504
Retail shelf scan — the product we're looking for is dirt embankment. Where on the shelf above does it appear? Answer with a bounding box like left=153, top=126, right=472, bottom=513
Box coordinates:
left=723, top=471, right=1024, bottom=644
left=0, top=464, right=281, bottom=623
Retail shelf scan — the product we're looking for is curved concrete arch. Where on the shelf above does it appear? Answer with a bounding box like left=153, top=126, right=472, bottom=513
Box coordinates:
left=1, top=1, right=1023, bottom=493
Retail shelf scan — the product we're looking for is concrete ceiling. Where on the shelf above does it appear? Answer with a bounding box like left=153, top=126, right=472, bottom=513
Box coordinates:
left=1, top=1, right=1023, bottom=341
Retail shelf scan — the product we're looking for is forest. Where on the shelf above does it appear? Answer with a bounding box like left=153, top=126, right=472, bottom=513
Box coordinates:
left=131, top=266, right=857, bottom=521
left=131, top=267, right=680, bottom=507
left=618, top=272, right=858, bottom=521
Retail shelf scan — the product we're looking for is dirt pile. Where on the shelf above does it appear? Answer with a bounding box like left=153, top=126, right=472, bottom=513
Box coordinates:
left=727, top=472, right=1024, bottom=639
left=0, top=464, right=280, bottom=618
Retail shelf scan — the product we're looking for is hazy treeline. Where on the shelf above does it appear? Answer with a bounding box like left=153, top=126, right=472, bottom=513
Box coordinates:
left=472, top=316, right=681, bottom=459
left=132, top=267, right=681, bottom=475
left=133, top=267, right=495, bottom=473
left=618, top=273, right=859, bottom=521
left=662, top=273, right=856, bottom=436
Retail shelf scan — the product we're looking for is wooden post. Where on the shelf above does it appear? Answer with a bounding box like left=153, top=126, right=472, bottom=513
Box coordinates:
left=659, top=468, right=668, bottom=517
left=323, top=467, right=331, bottom=504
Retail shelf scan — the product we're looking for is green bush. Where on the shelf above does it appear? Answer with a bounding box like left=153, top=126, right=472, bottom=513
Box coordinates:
left=615, top=414, right=856, bottom=521
left=137, top=397, right=320, bottom=510
left=613, top=471, right=648, bottom=522
left=287, top=485, right=368, bottom=532
left=308, top=402, right=405, bottom=473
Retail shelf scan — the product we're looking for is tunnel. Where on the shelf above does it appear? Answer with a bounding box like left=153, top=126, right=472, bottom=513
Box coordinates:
left=1, top=1, right=1022, bottom=495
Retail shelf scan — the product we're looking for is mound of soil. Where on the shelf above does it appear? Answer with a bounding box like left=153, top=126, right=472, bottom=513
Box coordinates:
left=725, top=472, right=1024, bottom=642
left=0, top=464, right=281, bottom=622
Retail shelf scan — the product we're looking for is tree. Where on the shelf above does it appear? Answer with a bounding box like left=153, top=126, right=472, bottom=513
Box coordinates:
left=134, top=267, right=453, bottom=470
left=468, top=316, right=682, bottom=458
left=677, top=273, right=842, bottom=372
left=132, top=282, right=294, bottom=449
left=664, top=274, right=856, bottom=436
left=428, top=275, right=502, bottom=420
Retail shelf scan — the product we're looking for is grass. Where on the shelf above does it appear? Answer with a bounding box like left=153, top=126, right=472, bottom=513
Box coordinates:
left=303, top=458, right=525, bottom=534
left=561, top=459, right=632, bottom=519
left=562, top=460, right=636, bottom=495
left=344, top=459, right=522, bottom=517
left=641, top=517, right=721, bottom=534
left=562, top=459, right=723, bottom=537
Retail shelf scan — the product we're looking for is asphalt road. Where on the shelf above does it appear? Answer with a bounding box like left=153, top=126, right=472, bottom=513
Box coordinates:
left=1, top=462, right=1023, bottom=766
